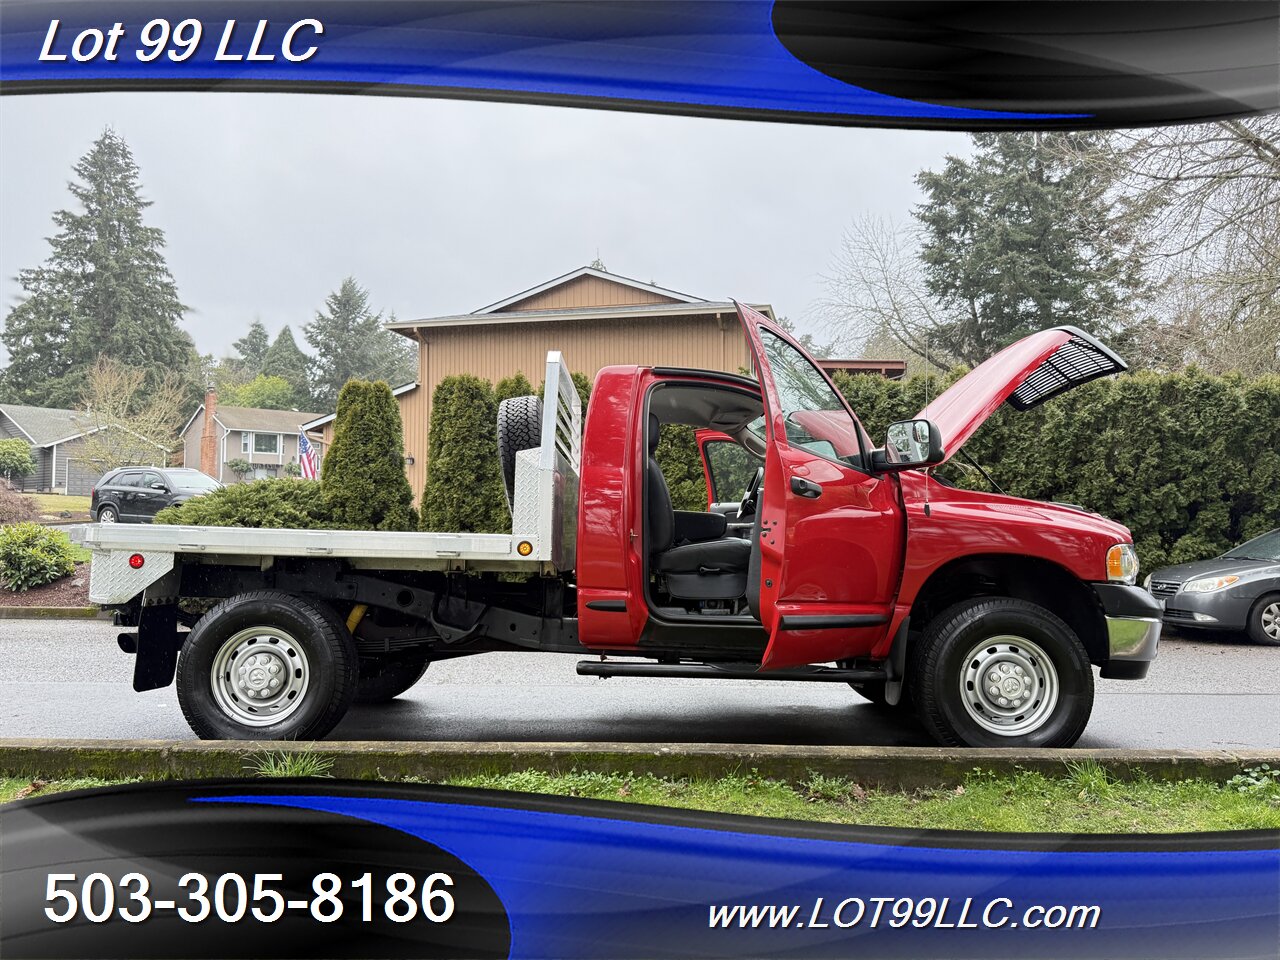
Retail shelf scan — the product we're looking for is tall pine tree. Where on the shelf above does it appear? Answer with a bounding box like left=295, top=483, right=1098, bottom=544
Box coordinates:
left=0, top=129, right=196, bottom=407
left=304, top=278, right=415, bottom=408
left=914, top=132, right=1145, bottom=365
left=261, top=325, right=311, bottom=399
left=232, top=320, right=271, bottom=374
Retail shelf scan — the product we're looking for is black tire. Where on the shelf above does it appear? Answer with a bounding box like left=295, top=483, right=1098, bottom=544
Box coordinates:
left=497, top=394, right=542, bottom=509
left=176, top=590, right=358, bottom=741
left=909, top=597, right=1094, bottom=748
left=1245, top=593, right=1280, bottom=647
left=354, top=650, right=431, bottom=704
left=96, top=504, right=118, bottom=523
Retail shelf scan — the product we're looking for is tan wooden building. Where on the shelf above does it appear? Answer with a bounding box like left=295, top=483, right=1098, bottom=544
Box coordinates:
left=305, top=265, right=775, bottom=498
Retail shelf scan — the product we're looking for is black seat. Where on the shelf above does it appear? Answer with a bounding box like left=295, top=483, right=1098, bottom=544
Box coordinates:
left=646, top=414, right=751, bottom=600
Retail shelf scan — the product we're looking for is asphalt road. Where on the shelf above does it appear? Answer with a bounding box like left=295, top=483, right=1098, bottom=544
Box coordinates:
left=0, top=619, right=1276, bottom=748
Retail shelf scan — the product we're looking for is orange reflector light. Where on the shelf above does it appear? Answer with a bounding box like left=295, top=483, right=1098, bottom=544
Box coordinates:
left=517, top=540, right=534, bottom=556
left=128, top=553, right=145, bottom=569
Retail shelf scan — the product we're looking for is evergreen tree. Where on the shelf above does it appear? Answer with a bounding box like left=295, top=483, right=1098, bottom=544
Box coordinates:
left=914, top=132, right=1144, bottom=365
left=495, top=371, right=534, bottom=404
left=261, top=325, right=311, bottom=399
left=0, top=129, right=196, bottom=407
left=232, top=320, right=270, bottom=374
left=421, top=375, right=507, bottom=533
left=321, top=379, right=416, bottom=531
left=304, top=278, right=416, bottom=408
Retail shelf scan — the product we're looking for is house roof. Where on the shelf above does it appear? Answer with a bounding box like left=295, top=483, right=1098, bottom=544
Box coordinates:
left=301, top=383, right=418, bottom=432
left=0, top=403, right=92, bottom=446
left=473, top=266, right=703, bottom=315
left=182, top=404, right=325, bottom=436
left=386, top=299, right=775, bottom=333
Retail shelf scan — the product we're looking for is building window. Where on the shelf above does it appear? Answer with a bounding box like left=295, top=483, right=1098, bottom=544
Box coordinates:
left=253, top=433, right=280, bottom=455
left=241, top=433, right=250, bottom=454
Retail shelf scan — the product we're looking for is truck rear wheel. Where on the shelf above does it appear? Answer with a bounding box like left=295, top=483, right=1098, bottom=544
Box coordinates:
left=354, top=650, right=431, bottom=704
left=910, top=598, right=1094, bottom=748
left=176, top=591, right=358, bottom=741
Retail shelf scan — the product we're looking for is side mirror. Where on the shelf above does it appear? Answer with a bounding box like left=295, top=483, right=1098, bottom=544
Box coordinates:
left=150, top=481, right=168, bottom=491
left=873, top=419, right=946, bottom=471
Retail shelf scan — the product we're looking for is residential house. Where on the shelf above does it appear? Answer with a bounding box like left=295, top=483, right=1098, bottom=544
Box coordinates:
left=181, top=392, right=324, bottom=483
left=312, top=265, right=775, bottom=498
left=0, top=403, right=166, bottom=495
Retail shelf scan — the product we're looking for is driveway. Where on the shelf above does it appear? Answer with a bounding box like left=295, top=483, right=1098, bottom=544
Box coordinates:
left=0, top=620, right=1275, bottom=748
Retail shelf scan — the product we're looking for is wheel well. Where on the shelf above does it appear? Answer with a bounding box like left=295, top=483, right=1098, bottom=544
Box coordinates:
left=908, top=555, right=1109, bottom=666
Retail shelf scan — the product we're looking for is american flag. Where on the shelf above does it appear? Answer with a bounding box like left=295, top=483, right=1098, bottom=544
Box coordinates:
left=298, top=432, right=319, bottom=479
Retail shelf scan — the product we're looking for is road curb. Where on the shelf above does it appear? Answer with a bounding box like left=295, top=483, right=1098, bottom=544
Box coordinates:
left=1, top=739, right=1276, bottom=789
left=0, top=606, right=107, bottom=620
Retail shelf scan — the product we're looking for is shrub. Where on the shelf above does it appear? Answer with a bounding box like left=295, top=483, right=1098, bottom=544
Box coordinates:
left=0, top=522, right=76, bottom=592
left=495, top=371, right=534, bottom=404
left=834, top=368, right=1280, bottom=572
left=155, top=479, right=330, bottom=528
left=226, top=458, right=253, bottom=481
left=322, top=379, right=417, bottom=531
left=0, top=485, right=38, bottom=524
left=422, top=375, right=508, bottom=533
left=0, top=438, right=35, bottom=482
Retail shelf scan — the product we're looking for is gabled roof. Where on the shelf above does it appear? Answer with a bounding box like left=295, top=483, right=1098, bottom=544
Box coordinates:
left=181, top=404, right=325, bottom=437
left=301, top=383, right=418, bottom=432
left=472, top=266, right=703, bottom=315
left=387, top=299, right=775, bottom=333
left=0, top=403, right=91, bottom=446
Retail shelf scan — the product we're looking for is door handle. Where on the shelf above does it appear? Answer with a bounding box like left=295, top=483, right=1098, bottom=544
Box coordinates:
left=790, top=476, right=822, bottom=499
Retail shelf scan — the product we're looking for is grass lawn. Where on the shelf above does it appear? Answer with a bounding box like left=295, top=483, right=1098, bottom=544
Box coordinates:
left=3, top=762, right=1278, bottom=832
left=25, top=493, right=93, bottom=523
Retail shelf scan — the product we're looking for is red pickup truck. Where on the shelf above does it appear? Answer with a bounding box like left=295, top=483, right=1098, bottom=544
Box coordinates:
left=79, top=304, right=1160, bottom=747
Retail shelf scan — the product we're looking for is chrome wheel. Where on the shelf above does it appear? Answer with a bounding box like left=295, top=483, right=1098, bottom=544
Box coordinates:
left=98, top=506, right=116, bottom=523
left=960, top=635, right=1059, bottom=737
left=1261, top=602, right=1280, bottom=642
left=209, top=626, right=310, bottom=727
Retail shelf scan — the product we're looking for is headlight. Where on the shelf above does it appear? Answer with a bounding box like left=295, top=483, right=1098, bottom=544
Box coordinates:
left=1106, top=543, right=1140, bottom=584
left=1182, top=575, right=1240, bottom=593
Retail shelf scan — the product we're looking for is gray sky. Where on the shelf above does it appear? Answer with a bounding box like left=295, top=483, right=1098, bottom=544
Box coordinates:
left=0, top=92, right=969, bottom=364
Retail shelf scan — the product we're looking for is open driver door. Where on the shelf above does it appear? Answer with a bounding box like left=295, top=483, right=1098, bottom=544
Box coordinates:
left=736, top=303, right=905, bottom=670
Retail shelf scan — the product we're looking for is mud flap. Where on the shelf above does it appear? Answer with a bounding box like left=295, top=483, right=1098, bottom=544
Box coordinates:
left=883, top=617, right=910, bottom=706
left=131, top=603, right=183, bottom=692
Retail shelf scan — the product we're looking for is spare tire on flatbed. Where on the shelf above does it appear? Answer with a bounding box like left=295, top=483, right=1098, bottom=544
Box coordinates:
left=497, top=394, right=542, bottom=510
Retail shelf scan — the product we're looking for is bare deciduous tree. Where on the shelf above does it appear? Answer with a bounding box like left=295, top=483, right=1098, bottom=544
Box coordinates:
left=818, top=215, right=952, bottom=371
left=1065, top=117, right=1280, bottom=375
left=77, top=356, right=184, bottom=470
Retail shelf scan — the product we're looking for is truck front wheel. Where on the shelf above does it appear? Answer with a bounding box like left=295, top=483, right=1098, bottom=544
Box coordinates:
left=910, top=598, right=1094, bottom=748
left=176, top=591, right=358, bottom=741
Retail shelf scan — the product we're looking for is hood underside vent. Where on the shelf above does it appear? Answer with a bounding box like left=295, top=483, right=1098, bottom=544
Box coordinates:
left=1006, top=326, right=1128, bottom=411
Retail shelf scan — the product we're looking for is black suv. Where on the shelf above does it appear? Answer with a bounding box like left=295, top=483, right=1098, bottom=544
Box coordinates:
left=91, top=468, right=222, bottom=523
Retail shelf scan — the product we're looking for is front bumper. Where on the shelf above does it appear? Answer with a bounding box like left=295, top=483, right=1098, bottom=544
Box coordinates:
left=1157, top=590, right=1253, bottom=631
left=1092, top=583, right=1162, bottom=679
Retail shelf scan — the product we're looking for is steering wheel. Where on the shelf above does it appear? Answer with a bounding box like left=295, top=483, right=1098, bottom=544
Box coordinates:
left=736, top=467, right=764, bottom=521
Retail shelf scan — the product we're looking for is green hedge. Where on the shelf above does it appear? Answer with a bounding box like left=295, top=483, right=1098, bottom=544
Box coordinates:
left=0, top=522, right=76, bottom=592
left=835, top=369, right=1280, bottom=571
left=322, top=379, right=418, bottom=531
left=156, top=479, right=330, bottom=528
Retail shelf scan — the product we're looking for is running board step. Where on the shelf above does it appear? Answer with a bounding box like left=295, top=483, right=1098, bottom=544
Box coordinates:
left=576, top=661, right=886, bottom=683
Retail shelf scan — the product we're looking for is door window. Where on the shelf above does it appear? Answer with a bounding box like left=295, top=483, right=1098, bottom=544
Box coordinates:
left=759, top=329, right=863, bottom=466
left=705, top=440, right=758, bottom=504
left=140, top=471, right=164, bottom=489
left=116, top=472, right=142, bottom=488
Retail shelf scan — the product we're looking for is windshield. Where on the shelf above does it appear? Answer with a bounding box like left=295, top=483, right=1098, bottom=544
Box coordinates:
left=1223, top=529, right=1280, bottom=562
left=759, top=328, right=863, bottom=466
left=171, top=472, right=221, bottom=491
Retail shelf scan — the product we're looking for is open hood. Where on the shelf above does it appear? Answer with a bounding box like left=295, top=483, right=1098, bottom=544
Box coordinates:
left=918, top=326, right=1127, bottom=464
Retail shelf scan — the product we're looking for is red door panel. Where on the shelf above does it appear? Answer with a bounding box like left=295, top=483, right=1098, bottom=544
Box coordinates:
left=734, top=303, right=904, bottom=669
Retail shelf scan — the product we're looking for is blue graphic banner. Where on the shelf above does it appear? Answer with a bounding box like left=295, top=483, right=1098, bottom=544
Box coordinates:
left=2, top=780, right=1277, bottom=958
left=1, top=2, right=1277, bottom=129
